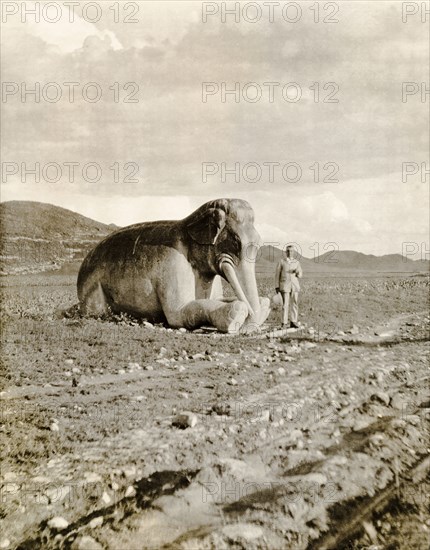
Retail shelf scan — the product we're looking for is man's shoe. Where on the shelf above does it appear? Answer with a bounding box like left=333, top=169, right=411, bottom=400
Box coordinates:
left=290, top=322, right=299, bottom=329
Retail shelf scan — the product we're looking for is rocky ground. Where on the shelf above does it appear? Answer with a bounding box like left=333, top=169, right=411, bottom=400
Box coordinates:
left=0, top=275, right=429, bottom=549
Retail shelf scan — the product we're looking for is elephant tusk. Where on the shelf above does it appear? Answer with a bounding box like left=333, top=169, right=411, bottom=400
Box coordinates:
left=220, top=261, right=255, bottom=317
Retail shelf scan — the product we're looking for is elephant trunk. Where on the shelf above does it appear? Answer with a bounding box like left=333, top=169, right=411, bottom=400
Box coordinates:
left=220, top=255, right=261, bottom=324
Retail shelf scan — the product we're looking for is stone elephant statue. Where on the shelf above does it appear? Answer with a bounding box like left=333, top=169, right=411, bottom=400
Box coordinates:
left=77, top=198, right=270, bottom=333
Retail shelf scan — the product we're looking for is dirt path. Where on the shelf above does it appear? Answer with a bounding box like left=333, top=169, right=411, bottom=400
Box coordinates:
left=1, top=308, right=429, bottom=549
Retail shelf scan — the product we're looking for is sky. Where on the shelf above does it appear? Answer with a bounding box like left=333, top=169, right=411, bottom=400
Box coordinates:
left=1, top=0, right=429, bottom=258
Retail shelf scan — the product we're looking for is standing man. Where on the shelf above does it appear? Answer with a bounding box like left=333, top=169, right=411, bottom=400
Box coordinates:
left=275, top=245, right=303, bottom=328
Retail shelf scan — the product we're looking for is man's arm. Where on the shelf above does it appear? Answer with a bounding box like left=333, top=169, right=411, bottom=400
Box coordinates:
left=296, top=261, right=303, bottom=278
left=275, top=260, right=281, bottom=291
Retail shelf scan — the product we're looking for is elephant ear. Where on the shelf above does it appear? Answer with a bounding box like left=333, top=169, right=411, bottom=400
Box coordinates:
left=186, top=208, right=226, bottom=245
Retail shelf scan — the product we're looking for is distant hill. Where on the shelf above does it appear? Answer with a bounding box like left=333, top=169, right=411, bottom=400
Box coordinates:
left=0, top=201, right=118, bottom=274
left=1, top=201, right=428, bottom=275
left=256, top=246, right=429, bottom=275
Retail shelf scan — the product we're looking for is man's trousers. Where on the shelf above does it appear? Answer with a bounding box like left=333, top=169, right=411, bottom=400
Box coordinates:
left=280, top=290, right=299, bottom=325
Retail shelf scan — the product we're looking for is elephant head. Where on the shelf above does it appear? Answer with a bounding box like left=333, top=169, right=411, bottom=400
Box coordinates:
left=182, top=198, right=265, bottom=326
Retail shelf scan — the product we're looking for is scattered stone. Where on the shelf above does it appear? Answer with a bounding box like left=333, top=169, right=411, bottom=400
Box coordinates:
left=46, top=485, right=70, bottom=503
left=100, top=491, right=111, bottom=505
left=2, top=472, right=17, bottom=482
left=290, top=429, right=303, bottom=441
left=277, top=367, right=285, bottom=375
left=362, top=520, right=378, bottom=545
left=0, top=539, right=10, bottom=549
left=305, top=473, right=327, bottom=485
left=228, top=378, right=238, bottom=386
left=65, top=359, right=74, bottom=365
left=192, top=353, right=205, bottom=360
left=391, top=418, right=407, bottom=430
left=122, top=467, right=136, bottom=478
left=374, top=328, right=395, bottom=338
left=145, top=365, right=154, bottom=371
left=328, top=455, right=348, bottom=465
left=159, top=347, right=167, bottom=355
left=143, top=321, right=154, bottom=329
left=72, top=367, right=81, bottom=374
left=89, top=516, right=103, bottom=529
left=50, top=422, right=59, bottom=432
left=128, top=362, right=140, bottom=370
left=47, top=516, right=69, bottom=531
left=173, top=412, right=198, bottom=429
left=71, top=535, right=103, bottom=550
left=259, top=409, right=271, bottom=422
left=370, top=392, right=390, bottom=406
left=390, top=393, right=406, bottom=410
left=212, top=403, right=231, bottom=416
left=302, top=342, right=317, bottom=350
left=332, top=428, right=341, bottom=438
left=369, top=433, right=385, bottom=446
left=349, top=325, right=359, bottom=335
left=337, top=330, right=345, bottom=336
left=178, top=328, right=187, bottom=333
left=353, top=419, right=372, bottom=432
left=125, top=485, right=136, bottom=497
left=178, top=365, right=186, bottom=372
left=406, top=414, right=421, bottom=426
left=222, top=523, right=263, bottom=541
left=117, top=369, right=125, bottom=375
left=83, top=472, right=102, bottom=483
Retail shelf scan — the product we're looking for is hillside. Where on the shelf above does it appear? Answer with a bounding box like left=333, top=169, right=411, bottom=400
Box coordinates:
left=0, top=201, right=117, bottom=274
left=0, top=202, right=428, bottom=275
left=256, top=246, right=429, bottom=275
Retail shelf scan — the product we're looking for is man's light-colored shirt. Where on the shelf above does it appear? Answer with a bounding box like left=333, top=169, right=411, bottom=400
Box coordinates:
left=275, top=257, right=303, bottom=292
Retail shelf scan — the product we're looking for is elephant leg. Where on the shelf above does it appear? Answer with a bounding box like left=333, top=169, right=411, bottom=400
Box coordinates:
left=240, top=297, right=271, bottom=333
left=258, top=297, right=271, bottom=325
left=80, top=281, right=109, bottom=316
left=165, top=299, right=248, bottom=333
left=209, top=275, right=224, bottom=300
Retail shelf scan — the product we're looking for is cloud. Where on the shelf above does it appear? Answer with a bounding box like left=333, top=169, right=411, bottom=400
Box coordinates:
left=1, top=1, right=428, bottom=256
left=2, top=10, right=122, bottom=54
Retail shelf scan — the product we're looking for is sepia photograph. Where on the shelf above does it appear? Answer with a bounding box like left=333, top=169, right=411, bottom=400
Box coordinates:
left=1, top=1, right=429, bottom=548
